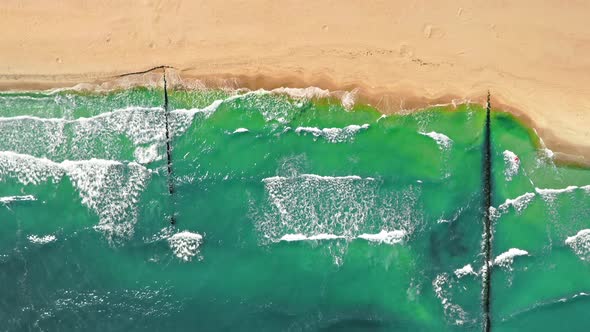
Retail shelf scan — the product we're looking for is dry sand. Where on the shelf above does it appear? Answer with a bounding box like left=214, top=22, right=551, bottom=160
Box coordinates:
left=1, top=1, right=589, bottom=164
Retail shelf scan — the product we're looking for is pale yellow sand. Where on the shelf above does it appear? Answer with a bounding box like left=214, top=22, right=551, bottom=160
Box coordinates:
left=1, top=1, right=589, bottom=163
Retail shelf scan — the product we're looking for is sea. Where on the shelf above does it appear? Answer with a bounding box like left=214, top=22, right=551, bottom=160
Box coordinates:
left=1, top=86, right=589, bottom=331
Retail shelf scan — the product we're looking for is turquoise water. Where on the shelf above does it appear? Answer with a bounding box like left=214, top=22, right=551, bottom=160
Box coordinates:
left=0, top=87, right=589, bottom=331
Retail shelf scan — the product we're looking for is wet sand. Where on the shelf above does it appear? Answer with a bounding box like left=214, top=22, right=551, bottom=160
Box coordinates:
left=1, top=1, right=589, bottom=164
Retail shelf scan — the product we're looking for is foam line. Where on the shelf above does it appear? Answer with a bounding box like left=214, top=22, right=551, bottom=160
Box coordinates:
left=0, top=195, right=36, bottom=204
left=277, top=230, right=406, bottom=245
left=419, top=131, right=453, bottom=150
left=0, top=106, right=164, bottom=123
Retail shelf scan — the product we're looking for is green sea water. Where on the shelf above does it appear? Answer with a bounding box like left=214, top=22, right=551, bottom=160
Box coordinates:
left=0, top=87, right=589, bottom=331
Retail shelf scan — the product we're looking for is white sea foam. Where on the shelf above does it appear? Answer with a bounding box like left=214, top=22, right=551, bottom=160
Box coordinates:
left=279, top=233, right=345, bottom=242
left=420, top=131, right=453, bottom=150
left=0, top=98, right=268, bottom=164
left=377, top=114, right=388, bottom=122
left=0, top=106, right=167, bottom=163
left=563, top=292, right=590, bottom=302
left=28, top=234, right=57, bottom=244
left=535, top=186, right=580, bottom=202
left=167, top=99, right=227, bottom=136
left=0, top=151, right=150, bottom=238
left=0, top=195, right=36, bottom=204
left=454, top=264, right=477, bottom=278
left=488, top=206, right=500, bottom=221
left=0, top=94, right=53, bottom=101
left=134, top=144, right=162, bottom=164
left=503, top=150, right=520, bottom=181
left=493, top=248, right=529, bottom=268
left=357, top=230, right=406, bottom=245
left=0, top=151, right=66, bottom=185
left=256, top=174, right=421, bottom=246
left=170, top=91, right=296, bottom=126
left=168, top=231, right=203, bottom=262
left=294, top=124, right=369, bottom=143
left=270, top=87, right=330, bottom=100
left=433, top=273, right=470, bottom=325
left=269, top=86, right=357, bottom=110
left=0, top=106, right=164, bottom=138
left=279, top=234, right=310, bottom=242
left=498, top=192, right=536, bottom=214
left=0, top=90, right=364, bottom=164
left=232, top=128, right=249, bottom=134
left=539, top=137, right=555, bottom=159
left=535, top=133, right=555, bottom=161
left=535, top=186, right=578, bottom=195
left=565, top=229, right=590, bottom=261
left=263, top=174, right=366, bottom=182
left=242, top=86, right=358, bottom=110
left=300, top=174, right=364, bottom=181
left=544, top=148, right=555, bottom=158
left=341, top=90, right=357, bottom=110
left=0, top=115, right=67, bottom=123
left=307, top=233, right=345, bottom=241
left=170, top=99, right=224, bottom=120
left=198, top=90, right=299, bottom=123
left=278, top=230, right=406, bottom=245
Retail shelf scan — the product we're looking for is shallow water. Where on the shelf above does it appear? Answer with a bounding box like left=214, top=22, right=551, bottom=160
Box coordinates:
left=0, top=87, right=589, bottom=331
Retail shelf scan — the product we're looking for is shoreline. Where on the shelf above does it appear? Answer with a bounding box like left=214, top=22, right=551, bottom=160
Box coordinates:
left=0, top=68, right=588, bottom=167
left=2, top=1, right=589, bottom=166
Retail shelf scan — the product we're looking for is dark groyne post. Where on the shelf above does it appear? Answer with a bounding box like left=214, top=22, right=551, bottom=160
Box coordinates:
left=482, top=91, right=493, bottom=332
left=163, top=73, right=176, bottom=225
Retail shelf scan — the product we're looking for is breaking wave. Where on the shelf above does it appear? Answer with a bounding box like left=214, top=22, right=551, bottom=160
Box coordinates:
left=294, top=124, right=369, bottom=143
left=503, top=150, right=520, bottom=181
left=168, top=231, right=204, bottom=262
left=0, top=107, right=166, bottom=163
left=278, top=230, right=406, bottom=245
left=535, top=185, right=589, bottom=203
left=565, top=229, right=590, bottom=261
left=231, top=128, right=249, bottom=134
left=454, top=264, right=477, bottom=278
left=0, top=151, right=150, bottom=238
left=254, top=174, right=422, bottom=246
left=0, top=90, right=367, bottom=166
left=493, top=248, right=529, bottom=269
left=28, top=234, right=57, bottom=244
left=498, top=192, right=536, bottom=214
left=420, top=131, right=453, bottom=150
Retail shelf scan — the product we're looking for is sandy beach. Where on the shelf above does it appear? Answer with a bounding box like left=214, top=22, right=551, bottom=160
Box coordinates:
left=1, top=0, right=589, bottom=164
